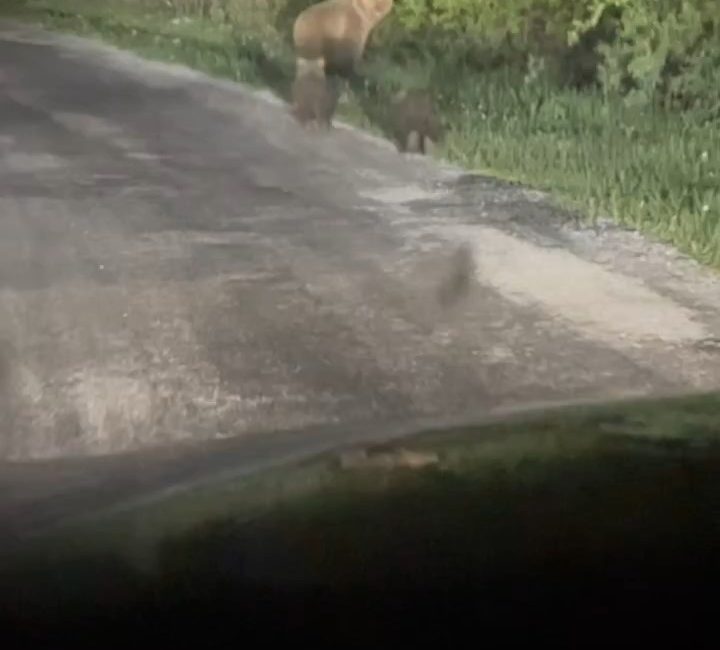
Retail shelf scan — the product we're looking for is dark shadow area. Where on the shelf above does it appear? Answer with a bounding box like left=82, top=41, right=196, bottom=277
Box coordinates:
left=2, top=437, right=718, bottom=644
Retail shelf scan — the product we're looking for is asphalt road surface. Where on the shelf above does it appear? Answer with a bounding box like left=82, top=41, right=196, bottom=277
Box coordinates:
left=2, top=22, right=720, bottom=536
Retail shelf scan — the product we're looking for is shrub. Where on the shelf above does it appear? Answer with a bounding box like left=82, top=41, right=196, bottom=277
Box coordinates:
left=385, top=0, right=720, bottom=113
left=572, top=1, right=720, bottom=113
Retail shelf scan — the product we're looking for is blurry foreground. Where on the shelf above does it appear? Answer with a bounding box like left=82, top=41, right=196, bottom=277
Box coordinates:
left=2, top=394, right=718, bottom=644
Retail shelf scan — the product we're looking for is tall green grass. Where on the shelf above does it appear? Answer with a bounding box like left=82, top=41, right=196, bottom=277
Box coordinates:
left=444, top=71, right=720, bottom=264
left=6, top=0, right=720, bottom=267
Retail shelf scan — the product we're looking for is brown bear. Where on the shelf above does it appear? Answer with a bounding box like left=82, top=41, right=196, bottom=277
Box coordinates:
left=290, top=59, right=340, bottom=129
left=389, top=88, right=444, bottom=155
left=292, top=0, right=393, bottom=79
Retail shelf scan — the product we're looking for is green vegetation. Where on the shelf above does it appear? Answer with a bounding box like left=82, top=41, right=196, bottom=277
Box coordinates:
left=2, top=392, right=719, bottom=637
left=4, top=0, right=720, bottom=267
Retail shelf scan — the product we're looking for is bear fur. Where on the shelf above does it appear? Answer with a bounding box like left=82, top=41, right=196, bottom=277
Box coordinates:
left=292, top=0, right=393, bottom=79
left=290, top=59, right=340, bottom=129
left=389, top=88, right=444, bottom=155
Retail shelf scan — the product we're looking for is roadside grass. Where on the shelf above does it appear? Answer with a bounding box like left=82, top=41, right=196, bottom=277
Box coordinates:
left=3, top=0, right=720, bottom=269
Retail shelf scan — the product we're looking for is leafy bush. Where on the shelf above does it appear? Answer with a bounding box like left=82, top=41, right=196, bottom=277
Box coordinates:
left=381, top=0, right=720, bottom=114
left=589, top=0, right=720, bottom=114
left=384, top=1, right=603, bottom=72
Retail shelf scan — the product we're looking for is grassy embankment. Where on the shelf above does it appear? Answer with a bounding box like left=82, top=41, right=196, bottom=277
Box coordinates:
left=3, top=0, right=720, bottom=269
